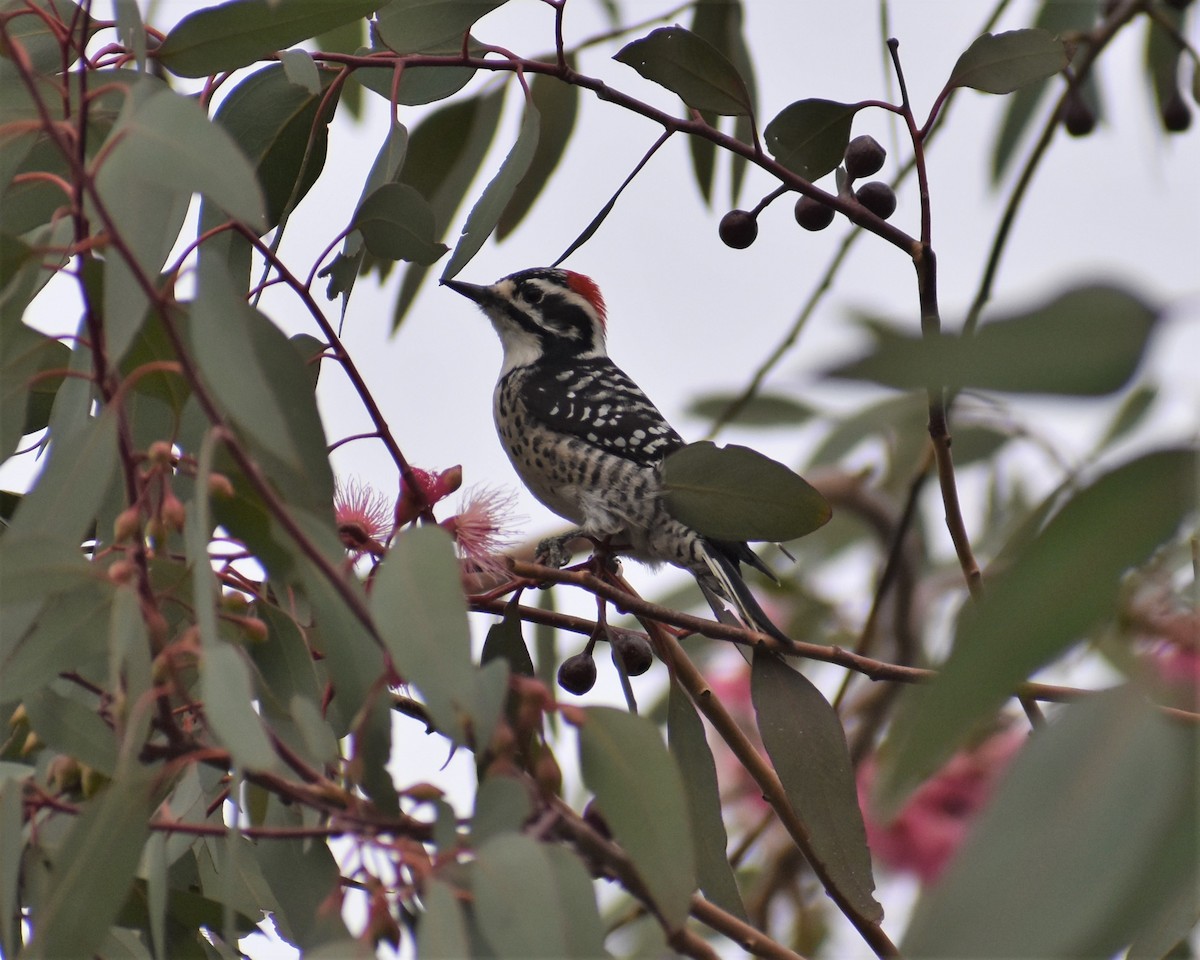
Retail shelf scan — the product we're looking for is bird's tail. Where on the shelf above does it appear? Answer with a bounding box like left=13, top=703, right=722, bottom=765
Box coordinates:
left=697, top=541, right=795, bottom=650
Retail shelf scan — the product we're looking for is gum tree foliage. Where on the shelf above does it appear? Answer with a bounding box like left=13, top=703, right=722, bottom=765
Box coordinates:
left=0, top=1, right=1197, bottom=958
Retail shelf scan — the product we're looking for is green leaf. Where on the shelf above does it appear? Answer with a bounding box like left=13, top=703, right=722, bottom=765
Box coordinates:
left=875, top=448, right=1197, bottom=815
left=418, top=879, right=471, bottom=959
left=662, top=441, right=831, bottom=542
left=374, top=0, right=507, bottom=54
left=480, top=598, right=534, bottom=677
left=1096, top=384, right=1157, bottom=452
left=24, top=686, right=118, bottom=776
left=946, top=29, right=1069, bottom=95
left=614, top=25, right=752, bottom=116
left=667, top=681, right=746, bottom=921
left=353, top=686, right=400, bottom=815
left=0, top=780, right=22, bottom=959
left=543, top=845, right=608, bottom=958
left=498, top=69, right=579, bottom=238
left=353, top=182, right=448, bottom=264
left=751, top=650, right=881, bottom=923
left=902, top=687, right=1198, bottom=958
left=188, top=262, right=334, bottom=510
left=213, top=63, right=340, bottom=229
left=390, top=90, right=504, bottom=328
left=370, top=525, right=476, bottom=742
left=829, top=284, right=1160, bottom=396
left=472, top=774, right=534, bottom=847
left=256, top=832, right=351, bottom=947
left=201, top=639, right=279, bottom=773
left=97, top=85, right=265, bottom=232
left=157, top=0, right=382, bottom=77
left=279, top=47, right=320, bottom=93
left=352, top=60, right=477, bottom=107
left=0, top=320, right=69, bottom=462
left=23, top=763, right=155, bottom=960
left=441, top=99, right=540, bottom=281
left=1145, top=6, right=1187, bottom=126
left=765, top=99, right=860, bottom=181
left=687, top=391, right=814, bottom=428
left=577, top=706, right=695, bottom=927
left=473, top=833, right=569, bottom=958
left=6, top=407, right=118, bottom=541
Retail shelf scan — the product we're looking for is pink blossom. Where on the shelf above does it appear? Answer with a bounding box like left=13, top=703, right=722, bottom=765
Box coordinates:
left=334, top=478, right=393, bottom=557
left=394, top=465, right=462, bottom=526
left=857, top=727, right=1026, bottom=884
left=440, top=486, right=519, bottom=580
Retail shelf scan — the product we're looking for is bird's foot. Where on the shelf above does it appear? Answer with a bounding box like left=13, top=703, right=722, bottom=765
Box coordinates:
left=535, top=532, right=580, bottom=570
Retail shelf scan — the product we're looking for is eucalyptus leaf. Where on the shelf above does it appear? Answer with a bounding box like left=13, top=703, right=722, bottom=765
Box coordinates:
left=876, top=448, right=1197, bottom=815
left=829, top=284, right=1159, bottom=396
left=577, top=706, right=695, bottom=927
left=667, top=681, right=746, bottom=920
left=765, top=99, right=859, bottom=181
left=353, top=182, right=448, bottom=264
left=157, top=0, right=381, bottom=77
left=441, top=100, right=540, bottom=280
left=614, top=25, right=752, bottom=116
left=418, top=879, right=470, bottom=959
left=374, top=0, right=507, bottom=54
left=498, top=69, right=579, bottom=238
left=213, top=63, right=340, bottom=229
left=946, top=29, right=1069, bottom=95
left=473, top=833, right=569, bottom=958
left=662, top=441, right=831, bottom=542
left=903, top=687, right=1198, bottom=958
left=752, top=651, right=881, bottom=923
left=370, top=525, right=475, bottom=742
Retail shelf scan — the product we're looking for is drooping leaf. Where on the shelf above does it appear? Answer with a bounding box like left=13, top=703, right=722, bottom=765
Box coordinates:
left=353, top=685, right=400, bottom=815
left=374, top=0, right=508, bottom=54
left=96, top=84, right=265, bottom=231
left=441, top=99, right=540, bottom=280
left=473, top=833, right=570, bottom=958
left=6, top=407, right=118, bottom=542
left=614, top=25, right=752, bottom=116
left=213, top=63, right=341, bottom=229
left=498, top=68, right=579, bottom=238
left=1145, top=5, right=1188, bottom=130
left=765, top=99, right=860, bottom=181
left=946, top=29, right=1069, bottom=96
left=543, top=845, right=608, bottom=959
left=157, top=0, right=382, bottom=77
left=667, top=681, right=747, bottom=921
left=875, top=448, right=1197, bottom=815
left=829, top=284, right=1159, bottom=396
left=472, top=774, right=534, bottom=846
left=902, top=687, right=1198, bottom=958
left=188, top=261, right=334, bottom=510
left=23, top=763, right=155, bottom=960
left=751, top=650, right=881, bottom=923
left=24, top=686, right=119, bottom=776
left=256, top=831, right=352, bottom=947
left=390, top=90, right=504, bottom=328
left=370, top=525, right=477, bottom=743
left=576, top=706, right=696, bottom=927
left=0, top=320, right=69, bottom=462
left=418, top=879, right=471, bottom=959
left=0, top=780, right=23, bottom=958
left=481, top=598, right=534, bottom=677
left=662, top=441, right=831, bottom=542
left=353, top=182, right=448, bottom=264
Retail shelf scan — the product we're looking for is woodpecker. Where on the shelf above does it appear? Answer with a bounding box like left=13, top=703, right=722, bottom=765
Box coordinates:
left=444, top=267, right=793, bottom=646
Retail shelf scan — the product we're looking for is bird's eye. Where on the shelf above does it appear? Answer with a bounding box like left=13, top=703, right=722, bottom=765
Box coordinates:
left=522, top=284, right=543, bottom=305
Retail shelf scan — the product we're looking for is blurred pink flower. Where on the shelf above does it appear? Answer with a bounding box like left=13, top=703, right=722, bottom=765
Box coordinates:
left=334, top=478, right=393, bottom=557
left=441, top=486, right=519, bottom=580
left=857, top=727, right=1026, bottom=884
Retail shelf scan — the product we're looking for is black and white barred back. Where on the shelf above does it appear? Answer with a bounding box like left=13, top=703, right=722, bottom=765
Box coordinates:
left=445, top=268, right=793, bottom=646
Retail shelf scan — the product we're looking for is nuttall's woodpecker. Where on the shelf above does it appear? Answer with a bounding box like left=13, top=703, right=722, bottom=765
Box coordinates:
left=444, top=267, right=792, bottom=646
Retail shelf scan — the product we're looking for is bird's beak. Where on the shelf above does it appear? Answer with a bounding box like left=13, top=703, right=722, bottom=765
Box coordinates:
left=442, top=278, right=490, bottom=304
